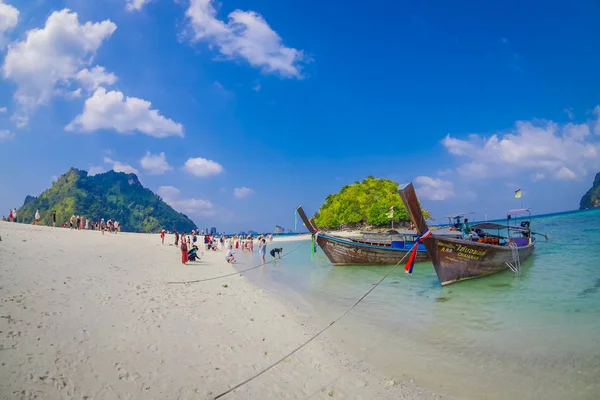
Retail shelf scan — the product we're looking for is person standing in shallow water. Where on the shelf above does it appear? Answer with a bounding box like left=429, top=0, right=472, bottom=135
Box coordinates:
left=259, top=239, right=267, bottom=263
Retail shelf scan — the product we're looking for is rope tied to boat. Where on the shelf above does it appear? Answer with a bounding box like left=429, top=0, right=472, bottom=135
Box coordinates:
left=212, top=245, right=413, bottom=399
left=507, top=241, right=521, bottom=277
left=404, top=229, right=432, bottom=274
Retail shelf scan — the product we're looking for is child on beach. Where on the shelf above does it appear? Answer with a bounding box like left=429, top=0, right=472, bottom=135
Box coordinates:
left=225, top=248, right=235, bottom=263
left=188, top=245, right=200, bottom=261
left=160, top=229, right=165, bottom=244
left=259, top=239, right=266, bottom=263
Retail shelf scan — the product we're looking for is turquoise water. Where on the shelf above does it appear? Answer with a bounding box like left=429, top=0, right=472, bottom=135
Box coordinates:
left=236, top=209, right=600, bottom=399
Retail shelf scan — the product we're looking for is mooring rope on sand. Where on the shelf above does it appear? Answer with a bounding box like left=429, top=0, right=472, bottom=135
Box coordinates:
left=167, top=241, right=309, bottom=284
left=212, top=250, right=412, bottom=399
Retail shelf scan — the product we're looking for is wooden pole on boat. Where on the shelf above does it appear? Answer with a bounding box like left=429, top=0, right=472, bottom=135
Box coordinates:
left=398, top=183, right=438, bottom=266
left=398, top=183, right=430, bottom=235
left=296, top=206, right=316, bottom=234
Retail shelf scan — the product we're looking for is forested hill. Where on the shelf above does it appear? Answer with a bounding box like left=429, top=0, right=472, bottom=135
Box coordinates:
left=313, top=176, right=431, bottom=230
left=580, top=172, right=600, bottom=209
left=17, top=168, right=197, bottom=233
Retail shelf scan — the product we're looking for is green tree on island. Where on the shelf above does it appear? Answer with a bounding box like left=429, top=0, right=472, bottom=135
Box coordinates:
left=313, top=176, right=431, bottom=229
left=17, top=168, right=197, bottom=233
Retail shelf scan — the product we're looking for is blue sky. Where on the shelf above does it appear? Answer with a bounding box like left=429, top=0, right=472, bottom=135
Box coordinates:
left=1, top=0, right=599, bottom=232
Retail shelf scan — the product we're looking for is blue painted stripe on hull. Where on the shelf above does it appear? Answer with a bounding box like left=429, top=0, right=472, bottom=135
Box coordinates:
left=319, top=234, right=427, bottom=252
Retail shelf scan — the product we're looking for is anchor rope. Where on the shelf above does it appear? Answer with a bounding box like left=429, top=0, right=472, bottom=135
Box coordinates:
left=212, top=249, right=412, bottom=399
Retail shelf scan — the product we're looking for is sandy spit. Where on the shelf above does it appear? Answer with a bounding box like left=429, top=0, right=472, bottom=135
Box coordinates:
left=0, top=222, right=447, bottom=400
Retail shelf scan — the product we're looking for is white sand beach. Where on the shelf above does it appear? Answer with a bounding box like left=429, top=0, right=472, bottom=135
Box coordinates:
left=0, top=222, right=446, bottom=400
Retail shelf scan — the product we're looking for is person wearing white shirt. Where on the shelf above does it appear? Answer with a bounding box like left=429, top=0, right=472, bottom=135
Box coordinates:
left=225, top=248, right=235, bottom=263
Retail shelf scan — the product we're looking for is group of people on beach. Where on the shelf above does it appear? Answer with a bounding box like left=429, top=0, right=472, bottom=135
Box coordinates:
left=2, top=209, right=121, bottom=234
left=161, top=229, right=281, bottom=265
left=4, top=208, right=18, bottom=222
left=58, top=214, right=120, bottom=234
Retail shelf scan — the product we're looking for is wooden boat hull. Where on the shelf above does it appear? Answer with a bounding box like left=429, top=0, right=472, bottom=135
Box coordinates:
left=428, top=236, right=535, bottom=285
left=317, top=233, right=429, bottom=266
left=398, top=183, right=537, bottom=286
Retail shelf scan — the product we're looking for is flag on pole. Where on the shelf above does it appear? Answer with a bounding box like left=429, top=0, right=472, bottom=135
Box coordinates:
left=515, top=189, right=522, bottom=199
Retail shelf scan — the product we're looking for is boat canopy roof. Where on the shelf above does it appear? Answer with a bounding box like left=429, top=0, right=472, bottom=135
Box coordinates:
left=431, top=228, right=465, bottom=237
left=471, top=222, right=529, bottom=232
left=507, top=208, right=531, bottom=216
left=444, top=212, right=474, bottom=219
left=361, top=229, right=418, bottom=236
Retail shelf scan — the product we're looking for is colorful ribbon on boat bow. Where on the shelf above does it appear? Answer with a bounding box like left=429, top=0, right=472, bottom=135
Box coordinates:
left=405, top=230, right=432, bottom=274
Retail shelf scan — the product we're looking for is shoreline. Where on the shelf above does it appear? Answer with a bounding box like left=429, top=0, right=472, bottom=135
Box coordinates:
left=0, top=222, right=446, bottom=399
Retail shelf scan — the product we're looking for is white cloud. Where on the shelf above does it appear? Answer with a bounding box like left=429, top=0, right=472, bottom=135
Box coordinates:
left=441, top=133, right=476, bottom=155
left=76, top=66, right=117, bottom=91
left=0, top=0, right=19, bottom=48
left=556, top=166, right=576, bottom=180
left=183, top=157, right=223, bottom=177
left=443, top=117, right=600, bottom=181
left=185, top=0, right=306, bottom=78
left=126, top=0, right=152, bottom=11
left=531, top=172, right=545, bottom=182
left=252, top=83, right=261, bottom=92
left=157, top=185, right=214, bottom=216
left=414, top=176, right=454, bottom=201
left=563, top=122, right=590, bottom=141
left=66, top=88, right=184, bottom=138
left=65, top=88, right=82, bottom=99
left=140, top=151, right=172, bottom=175
left=103, top=156, right=139, bottom=174
left=2, top=9, right=116, bottom=122
left=87, top=165, right=105, bottom=176
left=234, top=186, right=254, bottom=198
left=0, top=129, right=14, bottom=142
left=0, top=106, right=6, bottom=112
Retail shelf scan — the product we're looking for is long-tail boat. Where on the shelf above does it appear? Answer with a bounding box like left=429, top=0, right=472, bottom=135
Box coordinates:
left=296, top=206, right=461, bottom=266
left=398, top=182, right=541, bottom=286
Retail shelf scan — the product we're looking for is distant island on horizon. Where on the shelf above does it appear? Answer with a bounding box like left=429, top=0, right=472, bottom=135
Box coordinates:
left=11, top=169, right=599, bottom=234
